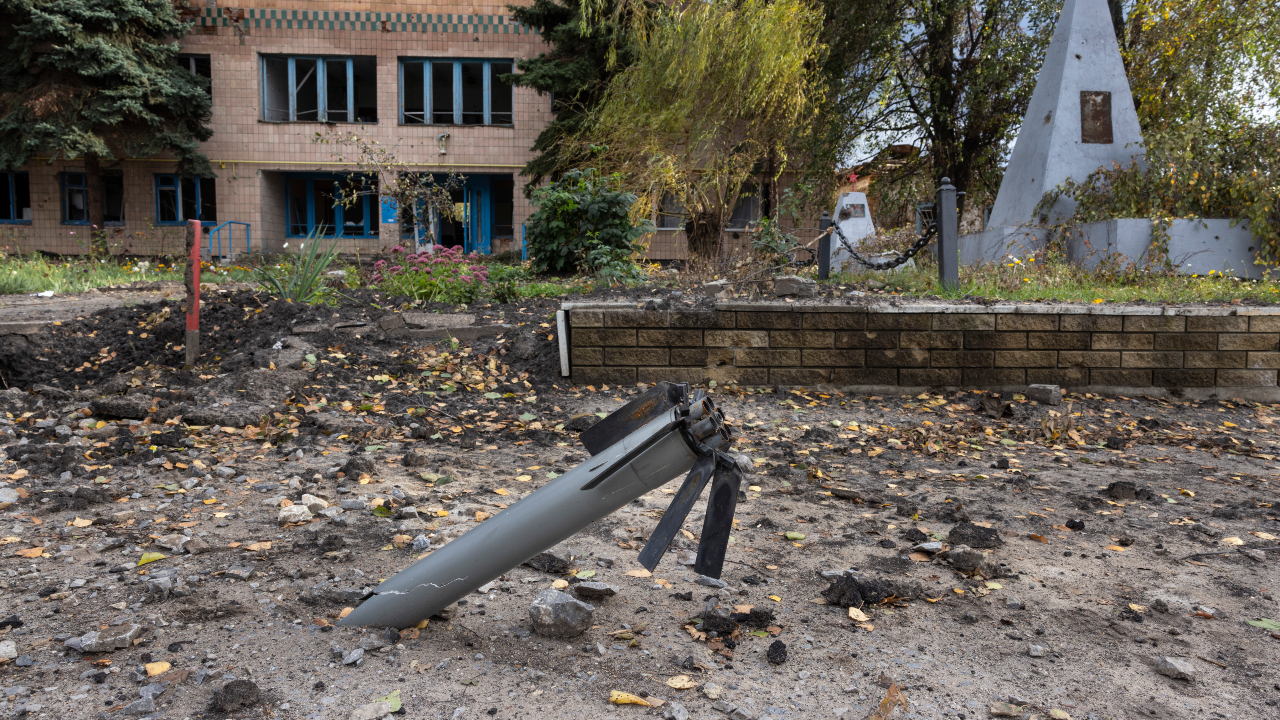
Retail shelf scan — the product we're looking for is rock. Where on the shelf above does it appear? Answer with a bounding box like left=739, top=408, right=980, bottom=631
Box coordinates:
left=64, top=624, right=142, bottom=653
left=0, top=487, right=19, bottom=507
left=766, top=639, right=787, bottom=665
left=564, top=414, right=598, bottom=432
left=350, top=702, right=393, bottom=720
left=911, top=541, right=944, bottom=554
left=210, top=679, right=262, bottom=712
left=342, top=647, right=365, bottom=665
left=700, top=279, right=731, bottom=298
left=0, top=639, right=16, bottom=662
left=300, top=494, right=329, bottom=513
left=702, top=682, right=724, bottom=700
left=154, top=534, right=191, bottom=553
left=1241, top=548, right=1267, bottom=562
left=947, top=522, right=1003, bottom=549
left=341, top=455, right=377, bottom=478
left=411, top=534, right=432, bottom=552
left=214, top=465, right=236, bottom=478
left=279, top=505, right=313, bottom=524
left=122, top=697, right=156, bottom=715
left=90, top=396, right=152, bottom=420
left=1028, top=644, right=1046, bottom=657
left=402, top=452, right=430, bottom=468
left=1065, top=519, right=1085, bottom=531
left=1026, top=384, right=1062, bottom=405
left=1006, top=597, right=1023, bottom=611
left=695, top=576, right=728, bottom=588
left=1154, top=656, right=1196, bottom=681
left=773, top=275, right=817, bottom=298
left=728, top=708, right=756, bottom=720
left=990, top=702, right=1022, bottom=717
left=528, top=589, right=595, bottom=638
left=663, top=703, right=690, bottom=720
left=941, top=545, right=999, bottom=576
left=523, top=552, right=572, bottom=575
left=676, top=550, right=697, bottom=566
left=572, top=582, right=618, bottom=600
left=226, top=565, right=255, bottom=581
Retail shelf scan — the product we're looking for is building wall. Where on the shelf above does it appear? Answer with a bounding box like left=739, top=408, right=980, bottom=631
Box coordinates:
left=3, top=2, right=551, bottom=256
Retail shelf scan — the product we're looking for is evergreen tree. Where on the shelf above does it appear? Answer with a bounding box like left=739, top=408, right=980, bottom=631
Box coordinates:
left=504, top=0, right=636, bottom=195
left=0, top=0, right=214, bottom=229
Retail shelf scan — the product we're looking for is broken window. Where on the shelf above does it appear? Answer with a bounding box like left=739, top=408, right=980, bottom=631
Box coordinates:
left=177, top=54, right=212, bottom=97
left=285, top=173, right=379, bottom=238
left=103, top=170, right=124, bottom=224
left=155, top=174, right=216, bottom=224
left=261, top=55, right=377, bottom=123
left=62, top=172, right=88, bottom=224
left=656, top=192, right=685, bottom=229
left=727, top=184, right=760, bottom=230
left=399, top=59, right=515, bottom=126
left=0, top=172, right=31, bottom=223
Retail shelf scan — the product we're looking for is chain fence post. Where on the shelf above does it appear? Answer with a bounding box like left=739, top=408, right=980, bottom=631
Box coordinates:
left=817, top=210, right=832, bottom=280
left=937, top=177, right=959, bottom=292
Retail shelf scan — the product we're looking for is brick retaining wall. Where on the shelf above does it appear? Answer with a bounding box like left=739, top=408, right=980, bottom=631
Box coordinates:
left=563, top=301, right=1280, bottom=400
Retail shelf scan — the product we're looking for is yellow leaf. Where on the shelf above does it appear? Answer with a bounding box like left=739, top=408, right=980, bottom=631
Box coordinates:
left=204, top=498, right=217, bottom=505
left=475, top=511, right=491, bottom=522
left=624, top=568, right=652, bottom=578
left=953, top=588, right=965, bottom=594
left=436, top=510, right=449, bottom=517
left=1250, top=531, right=1278, bottom=541
left=552, top=579, right=569, bottom=589
left=413, top=618, right=429, bottom=629
left=338, top=607, right=354, bottom=618
left=1128, top=603, right=1146, bottom=613
left=0, top=537, right=20, bottom=545
left=848, top=607, right=871, bottom=622
left=144, top=661, right=171, bottom=676
left=1105, top=545, right=1126, bottom=552
left=138, top=552, right=166, bottom=566
left=986, top=581, right=1003, bottom=590
left=391, top=535, right=412, bottom=548
left=245, top=542, right=272, bottom=552
left=214, top=512, right=230, bottom=518
left=926, top=597, right=942, bottom=603
left=494, top=488, right=510, bottom=495
left=1223, top=421, right=1237, bottom=428
left=665, top=675, right=698, bottom=690
left=609, top=691, right=651, bottom=706
left=280, top=498, right=293, bottom=507
left=71, top=517, right=93, bottom=528
left=516, top=475, right=532, bottom=482
left=1179, top=488, right=1195, bottom=497
left=855, top=622, right=875, bottom=632
left=15, top=546, right=43, bottom=558
left=1221, top=536, right=1244, bottom=546
left=8, top=469, right=28, bottom=480
left=768, top=595, right=782, bottom=602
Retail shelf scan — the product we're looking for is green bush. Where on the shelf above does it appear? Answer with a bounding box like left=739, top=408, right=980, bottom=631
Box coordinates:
left=524, top=169, right=652, bottom=275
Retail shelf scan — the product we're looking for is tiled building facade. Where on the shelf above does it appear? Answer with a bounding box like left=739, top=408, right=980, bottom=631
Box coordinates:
left=0, top=1, right=817, bottom=260
left=0, top=2, right=551, bottom=258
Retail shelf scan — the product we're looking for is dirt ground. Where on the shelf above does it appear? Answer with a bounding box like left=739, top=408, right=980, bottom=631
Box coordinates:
left=0, top=290, right=1277, bottom=720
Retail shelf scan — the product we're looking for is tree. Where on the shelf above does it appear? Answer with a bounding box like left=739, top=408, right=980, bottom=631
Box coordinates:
left=816, top=0, right=1058, bottom=219
left=504, top=0, right=639, bottom=196
left=584, top=0, right=824, bottom=257
left=0, top=0, right=214, bottom=231
left=312, top=128, right=463, bottom=249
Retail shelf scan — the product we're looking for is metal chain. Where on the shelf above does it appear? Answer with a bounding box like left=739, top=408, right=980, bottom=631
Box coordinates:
left=830, top=220, right=937, bottom=271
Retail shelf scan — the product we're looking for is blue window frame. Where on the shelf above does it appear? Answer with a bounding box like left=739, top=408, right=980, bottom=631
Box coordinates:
left=155, top=174, right=217, bottom=225
left=61, top=172, right=88, bottom=225
left=398, top=59, right=514, bottom=126
left=285, top=173, right=380, bottom=238
left=0, top=172, right=31, bottom=224
left=262, top=55, right=377, bottom=123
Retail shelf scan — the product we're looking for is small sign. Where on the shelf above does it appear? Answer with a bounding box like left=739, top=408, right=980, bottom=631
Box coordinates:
left=380, top=197, right=398, bottom=224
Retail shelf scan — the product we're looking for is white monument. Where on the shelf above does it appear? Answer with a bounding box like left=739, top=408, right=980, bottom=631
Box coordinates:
left=960, top=0, right=1146, bottom=264
left=827, top=192, right=878, bottom=273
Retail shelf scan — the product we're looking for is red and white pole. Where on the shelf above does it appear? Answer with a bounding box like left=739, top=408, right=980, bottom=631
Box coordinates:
left=184, top=219, right=202, bottom=368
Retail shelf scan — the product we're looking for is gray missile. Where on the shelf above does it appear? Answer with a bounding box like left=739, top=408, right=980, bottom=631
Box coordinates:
left=340, top=384, right=733, bottom=628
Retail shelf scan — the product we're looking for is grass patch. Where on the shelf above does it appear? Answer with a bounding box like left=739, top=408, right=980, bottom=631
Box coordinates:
left=0, top=253, right=258, bottom=296
left=831, top=254, right=1280, bottom=304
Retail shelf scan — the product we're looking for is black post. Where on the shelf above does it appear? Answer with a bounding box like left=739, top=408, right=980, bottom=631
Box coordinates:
left=817, top=210, right=832, bottom=280
left=937, top=178, right=959, bottom=292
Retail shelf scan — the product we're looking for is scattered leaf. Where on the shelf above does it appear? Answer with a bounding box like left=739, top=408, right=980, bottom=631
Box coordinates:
left=609, top=691, right=651, bottom=706
left=137, top=552, right=166, bottom=566
left=665, top=675, right=698, bottom=690
left=374, top=689, right=402, bottom=713
left=866, top=683, right=907, bottom=720
left=1105, top=545, right=1126, bottom=552
left=624, top=568, right=652, bottom=578
left=144, top=661, right=171, bottom=676
left=1027, top=534, right=1048, bottom=544
left=245, top=542, right=272, bottom=552
left=1221, top=537, right=1245, bottom=546
left=784, top=531, right=806, bottom=541
left=552, top=579, right=569, bottom=589
left=1246, top=618, right=1280, bottom=631
left=848, top=607, right=871, bottom=622
left=14, top=547, right=43, bottom=558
